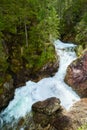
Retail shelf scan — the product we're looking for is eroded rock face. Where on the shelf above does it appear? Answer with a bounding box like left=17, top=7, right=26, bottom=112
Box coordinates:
left=65, top=50, right=87, bottom=97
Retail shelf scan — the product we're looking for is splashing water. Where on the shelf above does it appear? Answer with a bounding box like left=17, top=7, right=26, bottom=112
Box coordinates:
left=0, top=40, right=80, bottom=126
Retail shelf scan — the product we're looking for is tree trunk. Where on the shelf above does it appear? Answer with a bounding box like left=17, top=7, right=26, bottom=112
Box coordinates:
left=24, top=21, right=28, bottom=47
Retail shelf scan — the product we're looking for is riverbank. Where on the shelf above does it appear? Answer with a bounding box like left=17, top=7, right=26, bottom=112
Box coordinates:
left=0, top=40, right=80, bottom=129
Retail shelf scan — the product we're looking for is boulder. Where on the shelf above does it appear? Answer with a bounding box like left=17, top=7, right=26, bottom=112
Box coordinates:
left=32, top=97, right=75, bottom=130
left=65, top=50, right=87, bottom=97
left=32, top=97, right=63, bottom=128
left=32, top=97, right=61, bottom=115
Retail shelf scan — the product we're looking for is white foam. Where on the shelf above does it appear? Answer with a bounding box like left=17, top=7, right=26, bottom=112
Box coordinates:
left=0, top=40, right=80, bottom=124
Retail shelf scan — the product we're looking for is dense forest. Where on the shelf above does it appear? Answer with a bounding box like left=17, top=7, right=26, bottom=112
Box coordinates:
left=0, top=0, right=87, bottom=129
left=0, top=0, right=60, bottom=86
left=0, top=0, right=87, bottom=84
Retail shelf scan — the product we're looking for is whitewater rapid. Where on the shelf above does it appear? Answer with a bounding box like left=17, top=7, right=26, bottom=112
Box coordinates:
left=0, top=40, right=80, bottom=125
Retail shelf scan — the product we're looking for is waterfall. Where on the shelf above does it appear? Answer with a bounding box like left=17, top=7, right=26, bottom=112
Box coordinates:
left=0, top=40, right=80, bottom=127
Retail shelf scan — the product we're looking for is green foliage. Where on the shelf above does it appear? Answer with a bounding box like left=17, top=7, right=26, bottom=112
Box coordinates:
left=0, top=0, right=60, bottom=43
left=75, top=12, right=87, bottom=48
left=59, top=0, right=87, bottom=56
left=5, top=0, right=87, bottom=78
left=36, top=44, right=56, bottom=68
left=1, top=0, right=87, bottom=82
left=61, top=0, right=82, bottom=35
left=75, top=45, right=84, bottom=56
left=0, top=0, right=60, bottom=76
left=0, top=42, right=8, bottom=72
left=78, top=124, right=87, bottom=130
left=22, top=43, right=56, bottom=71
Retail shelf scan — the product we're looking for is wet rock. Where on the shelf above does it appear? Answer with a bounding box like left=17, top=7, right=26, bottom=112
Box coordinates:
left=32, top=103, right=70, bottom=130
left=32, top=97, right=61, bottom=115
left=32, top=97, right=74, bottom=130
left=65, top=50, right=87, bottom=97
left=32, top=97, right=62, bottom=128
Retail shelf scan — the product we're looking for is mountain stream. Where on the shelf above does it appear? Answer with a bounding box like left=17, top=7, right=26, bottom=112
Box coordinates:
left=0, top=40, right=80, bottom=128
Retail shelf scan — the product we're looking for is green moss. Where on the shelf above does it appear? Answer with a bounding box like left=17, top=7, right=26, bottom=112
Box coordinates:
left=78, top=124, right=87, bottom=130
left=75, top=45, right=84, bottom=56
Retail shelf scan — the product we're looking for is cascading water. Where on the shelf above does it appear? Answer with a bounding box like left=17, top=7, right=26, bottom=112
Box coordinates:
left=0, top=40, right=80, bottom=128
